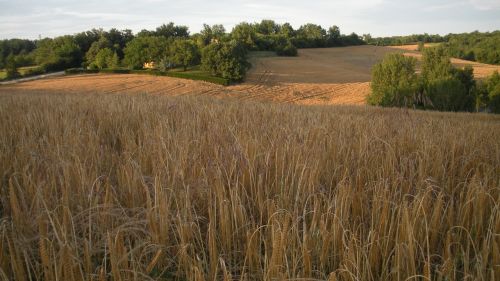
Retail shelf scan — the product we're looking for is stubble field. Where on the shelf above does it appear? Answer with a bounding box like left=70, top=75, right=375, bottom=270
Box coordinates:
left=2, top=45, right=499, bottom=105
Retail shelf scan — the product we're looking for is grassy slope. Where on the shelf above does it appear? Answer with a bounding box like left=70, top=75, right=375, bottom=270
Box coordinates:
left=0, top=92, right=499, bottom=280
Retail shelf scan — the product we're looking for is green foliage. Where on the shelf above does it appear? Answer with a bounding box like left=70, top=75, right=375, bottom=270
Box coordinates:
left=369, top=48, right=477, bottom=112
left=201, top=41, right=249, bottom=81
left=421, top=46, right=454, bottom=82
left=368, top=53, right=418, bottom=106
left=0, top=39, right=36, bottom=69
left=199, top=24, right=226, bottom=46
left=231, top=23, right=258, bottom=50
left=417, top=41, right=425, bottom=52
left=426, top=78, right=473, bottom=112
left=5, top=54, right=20, bottom=79
left=485, top=71, right=500, bottom=113
left=154, top=22, right=190, bottom=39
left=85, top=36, right=113, bottom=65
left=255, top=20, right=280, bottom=35
left=444, top=31, right=500, bottom=65
left=123, top=36, right=168, bottom=69
left=169, top=40, right=200, bottom=71
left=327, top=26, right=341, bottom=46
left=421, top=48, right=475, bottom=111
left=367, top=33, right=446, bottom=46
left=35, top=36, right=82, bottom=71
left=276, top=40, right=298, bottom=56
left=90, top=48, right=117, bottom=69
left=294, top=24, right=327, bottom=48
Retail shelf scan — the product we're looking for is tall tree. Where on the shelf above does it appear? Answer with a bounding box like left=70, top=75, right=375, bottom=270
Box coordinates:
left=231, top=23, right=257, bottom=50
left=123, top=36, right=168, bottom=69
left=201, top=40, right=249, bottom=81
left=169, top=40, right=200, bottom=71
left=368, top=53, right=418, bottom=106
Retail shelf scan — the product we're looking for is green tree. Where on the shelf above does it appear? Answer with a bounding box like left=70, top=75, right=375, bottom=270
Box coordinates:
left=327, top=26, right=341, bottom=46
left=155, top=23, right=190, bottom=38
left=123, top=36, right=168, bottom=69
left=110, top=52, right=120, bottom=68
left=35, top=36, right=82, bottom=71
left=276, top=40, right=297, bottom=56
left=5, top=54, right=20, bottom=79
left=90, top=48, right=115, bottom=69
left=231, top=23, right=257, bottom=50
left=486, top=71, right=500, bottom=113
left=256, top=20, right=280, bottom=35
left=426, top=78, right=470, bottom=112
left=295, top=24, right=327, bottom=48
left=200, top=24, right=226, bottom=46
left=169, top=40, right=200, bottom=71
left=421, top=47, right=475, bottom=111
left=85, top=36, right=113, bottom=65
left=421, top=46, right=454, bottom=82
left=279, top=23, right=295, bottom=38
left=368, top=53, right=418, bottom=106
left=201, top=41, right=249, bottom=81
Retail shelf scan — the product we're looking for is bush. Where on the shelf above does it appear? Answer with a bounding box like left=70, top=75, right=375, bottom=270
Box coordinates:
left=421, top=46, right=454, bottom=82
left=368, top=53, right=418, bottom=106
left=123, top=36, right=168, bottom=69
left=201, top=41, right=249, bottom=81
left=276, top=41, right=298, bottom=56
left=24, top=67, right=44, bottom=76
left=5, top=55, right=20, bottom=79
left=426, top=78, right=472, bottom=112
left=168, top=39, right=200, bottom=71
left=486, top=71, right=500, bottom=113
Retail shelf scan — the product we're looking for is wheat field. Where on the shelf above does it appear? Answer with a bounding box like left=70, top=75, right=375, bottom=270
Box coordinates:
left=0, top=91, right=499, bottom=281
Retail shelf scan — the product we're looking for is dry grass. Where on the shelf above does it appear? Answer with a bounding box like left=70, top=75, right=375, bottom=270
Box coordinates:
left=0, top=91, right=499, bottom=281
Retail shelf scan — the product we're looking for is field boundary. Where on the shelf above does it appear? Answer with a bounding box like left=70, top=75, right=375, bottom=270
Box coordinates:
left=65, top=68, right=230, bottom=86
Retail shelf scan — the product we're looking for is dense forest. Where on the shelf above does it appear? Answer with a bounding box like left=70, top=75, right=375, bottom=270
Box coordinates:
left=0, top=20, right=364, bottom=81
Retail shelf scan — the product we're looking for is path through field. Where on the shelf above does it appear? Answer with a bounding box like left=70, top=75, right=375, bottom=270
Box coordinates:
left=2, top=45, right=499, bottom=105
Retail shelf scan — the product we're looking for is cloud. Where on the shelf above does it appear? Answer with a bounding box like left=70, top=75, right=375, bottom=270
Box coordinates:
left=469, top=0, right=500, bottom=10
left=424, top=1, right=468, bottom=11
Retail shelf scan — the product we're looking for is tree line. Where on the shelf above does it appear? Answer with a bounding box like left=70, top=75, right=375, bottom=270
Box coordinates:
left=367, top=31, right=500, bottom=65
left=0, top=20, right=364, bottom=81
left=368, top=46, right=500, bottom=113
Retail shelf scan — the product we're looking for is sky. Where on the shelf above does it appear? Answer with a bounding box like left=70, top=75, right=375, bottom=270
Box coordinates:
left=0, top=0, right=499, bottom=39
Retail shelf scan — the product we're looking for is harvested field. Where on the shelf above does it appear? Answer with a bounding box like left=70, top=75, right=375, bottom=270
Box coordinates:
left=1, top=45, right=499, bottom=105
left=388, top=44, right=500, bottom=78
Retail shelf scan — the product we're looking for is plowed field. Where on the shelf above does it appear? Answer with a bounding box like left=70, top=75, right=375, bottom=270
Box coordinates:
left=2, top=45, right=499, bottom=105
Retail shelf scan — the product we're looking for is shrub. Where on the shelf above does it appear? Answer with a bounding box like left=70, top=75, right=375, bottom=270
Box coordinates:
left=486, top=71, right=500, bottom=113
left=201, top=41, right=249, bottom=81
left=276, top=41, right=298, bottom=56
left=426, top=78, right=472, bottom=112
left=417, top=41, right=425, bottom=51
left=123, top=36, right=168, bottom=69
left=421, top=46, right=454, bottom=82
left=92, top=48, right=115, bottom=69
left=368, top=53, right=418, bottom=106
left=168, top=39, right=200, bottom=71
left=5, top=55, right=20, bottom=79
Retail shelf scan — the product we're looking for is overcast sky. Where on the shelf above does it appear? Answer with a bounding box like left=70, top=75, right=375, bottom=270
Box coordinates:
left=1, top=0, right=499, bottom=39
